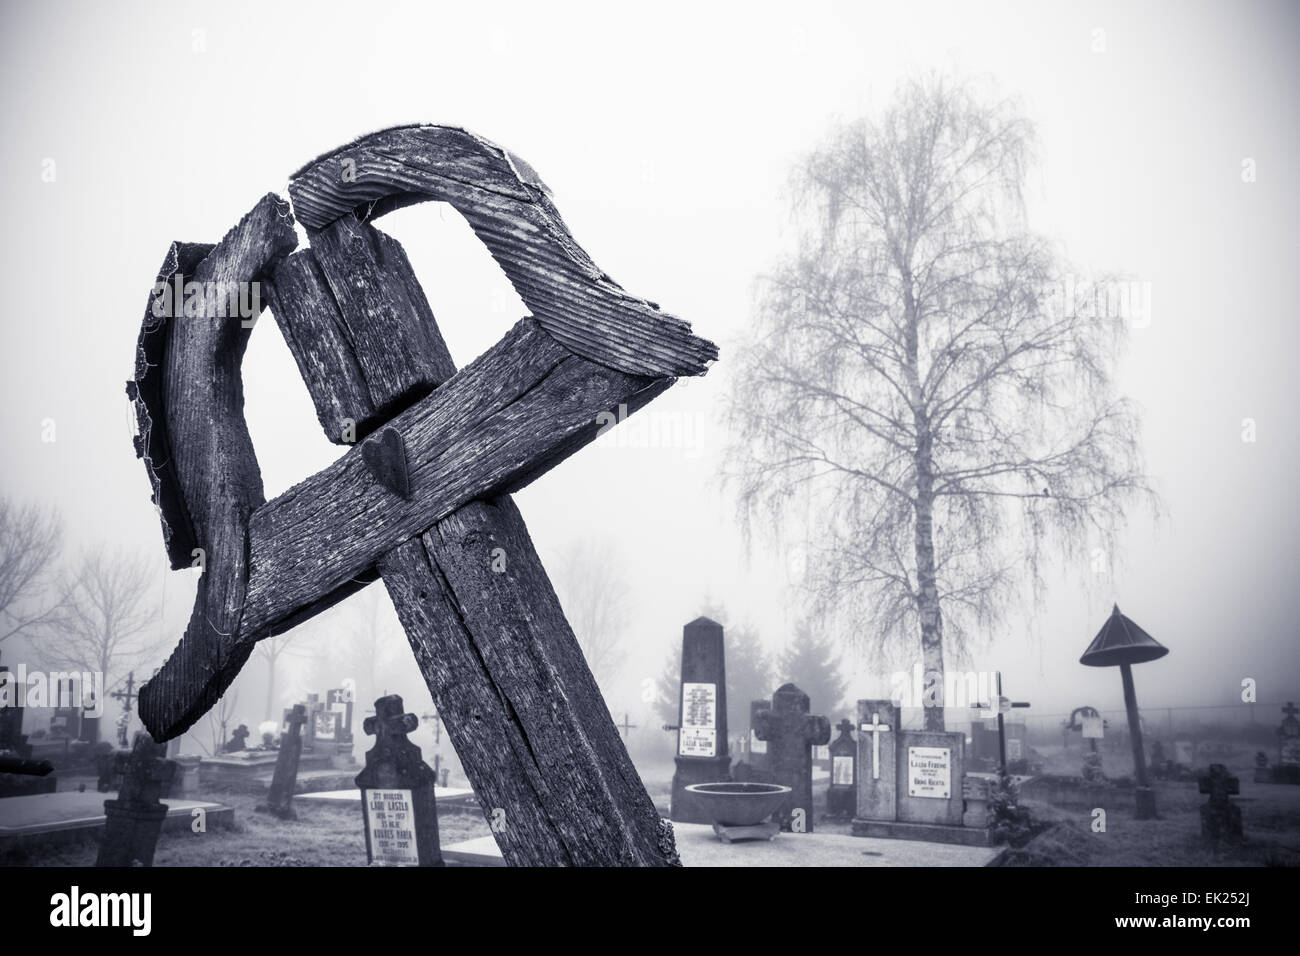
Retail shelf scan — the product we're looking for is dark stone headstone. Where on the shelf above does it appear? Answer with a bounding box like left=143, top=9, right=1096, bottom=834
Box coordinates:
left=1277, top=702, right=1300, bottom=778
left=753, top=683, right=830, bottom=832
left=969, top=718, right=1000, bottom=770
left=95, top=732, right=177, bottom=867
left=1198, top=763, right=1242, bottom=846
left=223, top=724, right=249, bottom=753
left=825, top=718, right=857, bottom=820
left=355, top=695, right=442, bottom=866
left=258, top=704, right=307, bottom=820
left=669, top=617, right=731, bottom=824
left=0, top=661, right=31, bottom=759
left=80, top=714, right=101, bottom=745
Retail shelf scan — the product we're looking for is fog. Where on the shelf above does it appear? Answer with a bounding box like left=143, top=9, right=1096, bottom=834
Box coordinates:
left=1, top=0, right=1297, bottom=749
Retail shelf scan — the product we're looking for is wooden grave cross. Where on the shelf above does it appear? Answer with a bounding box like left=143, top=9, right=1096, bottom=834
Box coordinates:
left=126, top=125, right=715, bottom=867
left=618, top=713, right=638, bottom=739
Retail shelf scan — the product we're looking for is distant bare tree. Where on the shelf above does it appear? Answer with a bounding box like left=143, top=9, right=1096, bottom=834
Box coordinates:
left=553, top=538, right=632, bottom=690
left=0, top=496, right=64, bottom=645
left=255, top=630, right=308, bottom=722
left=39, top=548, right=160, bottom=689
left=725, top=76, right=1156, bottom=730
left=206, top=691, right=239, bottom=755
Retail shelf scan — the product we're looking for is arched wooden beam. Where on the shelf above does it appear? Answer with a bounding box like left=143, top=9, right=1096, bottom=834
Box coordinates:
left=128, top=194, right=298, bottom=739
left=287, top=124, right=717, bottom=379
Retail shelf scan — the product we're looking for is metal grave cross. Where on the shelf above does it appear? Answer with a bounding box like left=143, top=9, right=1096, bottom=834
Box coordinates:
left=618, top=713, right=638, bottom=739
left=126, top=126, right=715, bottom=867
left=859, top=711, right=892, bottom=780
left=110, top=670, right=139, bottom=747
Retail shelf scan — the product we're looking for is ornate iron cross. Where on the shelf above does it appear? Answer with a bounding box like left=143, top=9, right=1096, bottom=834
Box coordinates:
left=125, top=125, right=716, bottom=866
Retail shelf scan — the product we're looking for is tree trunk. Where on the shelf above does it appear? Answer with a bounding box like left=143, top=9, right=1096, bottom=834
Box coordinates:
left=903, top=268, right=947, bottom=732
left=264, top=654, right=275, bottom=723
left=914, top=482, right=946, bottom=731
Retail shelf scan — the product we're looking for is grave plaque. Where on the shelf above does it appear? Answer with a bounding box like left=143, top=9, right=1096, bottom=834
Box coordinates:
left=669, top=617, right=731, bottom=824
left=907, top=746, right=951, bottom=799
left=679, top=682, right=718, bottom=757
left=895, top=731, right=964, bottom=826
left=365, top=789, right=420, bottom=865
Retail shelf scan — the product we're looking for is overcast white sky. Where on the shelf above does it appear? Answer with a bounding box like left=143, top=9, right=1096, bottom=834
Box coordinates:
left=2, top=0, right=1297, bottom=738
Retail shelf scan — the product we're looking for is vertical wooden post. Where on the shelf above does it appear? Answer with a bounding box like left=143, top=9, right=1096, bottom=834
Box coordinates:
left=1121, top=662, right=1156, bottom=818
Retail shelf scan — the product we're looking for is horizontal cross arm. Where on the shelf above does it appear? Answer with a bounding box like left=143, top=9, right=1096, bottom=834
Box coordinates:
left=239, top=316, right=668, bottom=641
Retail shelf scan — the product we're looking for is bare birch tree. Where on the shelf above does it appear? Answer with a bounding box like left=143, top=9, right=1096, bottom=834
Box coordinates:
left=725, top=76, right=1156, bottom=730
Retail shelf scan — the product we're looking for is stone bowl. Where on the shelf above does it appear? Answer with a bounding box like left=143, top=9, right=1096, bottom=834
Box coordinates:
left=685, top=782, right=792, bottom=827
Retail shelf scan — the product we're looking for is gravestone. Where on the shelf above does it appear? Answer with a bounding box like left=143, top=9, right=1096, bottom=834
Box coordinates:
left=224, top=724, right=249, bottom=753
left=1172, top=739, right=1194, bottom=769
left=1004, top=722, right=1028, bottom=763
left=1276, top=702, right=1300, bottom=783
left=172, top=755, right=202, bottom=797
left=95, top=732, right=178, bottom=867
left=326, top=686, right=356, bottom=766
left=961, top=775, right=993, bottom=828
left=51, top=678, right=82, bottom=740
left=1198, top=763, right=1242, bottom=847
left=969, top=718, right=1000, bottom=771
left=257, top=704, right=307, bottom=820
left=669, top=617, right=731, bottom=824
left=0, top=658, right=31, bottom=759
left=825, top=718, right=857, bottom=820
left=355, top=695, right=442, bottom=866
left=752, top=684, right=830, bottom=832
left=852, top=699, right=988, bottom=845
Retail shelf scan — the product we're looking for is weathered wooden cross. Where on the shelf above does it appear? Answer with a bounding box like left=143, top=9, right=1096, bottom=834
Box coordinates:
left=126, top=125, right=716, bottom=866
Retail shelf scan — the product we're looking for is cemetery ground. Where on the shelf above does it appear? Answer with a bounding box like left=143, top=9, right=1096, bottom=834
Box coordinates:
left=0, top=772, right=491, bottom=867
left=6, top=754, right=1299, bottom=866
